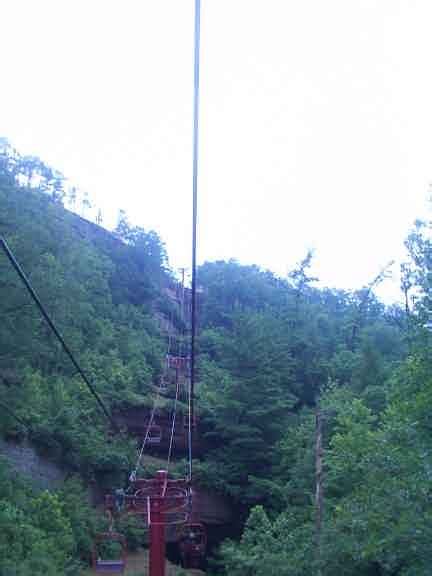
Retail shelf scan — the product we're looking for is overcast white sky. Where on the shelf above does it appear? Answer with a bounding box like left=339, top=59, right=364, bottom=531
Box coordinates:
left=1, top=0, right=432, bottom=302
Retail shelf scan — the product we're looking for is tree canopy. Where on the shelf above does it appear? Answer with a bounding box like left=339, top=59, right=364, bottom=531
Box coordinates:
left=2, top=140, right=431, bottom=575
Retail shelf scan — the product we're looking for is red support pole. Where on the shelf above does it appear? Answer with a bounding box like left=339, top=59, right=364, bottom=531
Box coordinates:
left=149, top=471, right=167, bottom=576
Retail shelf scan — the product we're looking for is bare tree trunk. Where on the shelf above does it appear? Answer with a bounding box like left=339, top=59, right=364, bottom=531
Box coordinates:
left=315, top=407, right=323, bottom=575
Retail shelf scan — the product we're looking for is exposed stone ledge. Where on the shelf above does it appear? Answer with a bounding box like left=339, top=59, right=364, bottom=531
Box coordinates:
left=0, top=438, right=66, bottom=490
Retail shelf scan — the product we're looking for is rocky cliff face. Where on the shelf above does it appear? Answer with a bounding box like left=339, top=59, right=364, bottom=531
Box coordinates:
left=0, top=438, right=66, bottom=490
left=114, top=406, right=204, bottom=456
left=165, top=486, right=232, bottom=544
left=190, top=487, right=232, bottom=525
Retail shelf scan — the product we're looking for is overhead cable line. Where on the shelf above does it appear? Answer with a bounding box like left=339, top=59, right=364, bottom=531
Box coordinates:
left=0, top=235, right=118, bottom=431
left=132, top=301, right=176, bottom=478
left=189, top=0, right=201, bottom=484
left=131, top=385, right=162, bottom=480
left=0, top=401, right=30, bottom=430
left=166, top=367, right=180, bottom=474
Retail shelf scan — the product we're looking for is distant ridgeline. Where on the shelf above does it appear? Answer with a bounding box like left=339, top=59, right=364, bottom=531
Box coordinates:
left=4, top=141, right=432, bottom=575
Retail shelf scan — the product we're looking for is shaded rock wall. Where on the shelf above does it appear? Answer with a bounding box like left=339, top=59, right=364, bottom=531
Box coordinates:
left=0, top=438, right=66, bottom=490
left=190, top=487, right=232, bottom=525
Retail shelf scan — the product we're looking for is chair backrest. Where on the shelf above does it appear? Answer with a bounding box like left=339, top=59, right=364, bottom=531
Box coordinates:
left=92, top=532, right=127, bottom=573
left=179, top=523, right=207, bottom=552
left=147, top=424, right=162, bottom=444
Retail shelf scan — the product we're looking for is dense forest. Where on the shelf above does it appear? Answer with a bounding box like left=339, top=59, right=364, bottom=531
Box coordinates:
left=1, top=138, right=432, bottom=575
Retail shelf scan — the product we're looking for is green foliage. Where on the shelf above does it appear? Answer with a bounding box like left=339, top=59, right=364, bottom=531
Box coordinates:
left=57, top=478, right=98, bottom=562
left=0, top=142, right=171, bottom=484
left=221, top=348, right=432, bottom=575
left=215, top=212, right=432, bottom=575
left=0, top=460, right=86, bottom=574
left=197, top=257, right=401, bottom=506
left=4, top=141, right=428, bottom=575
left=219, top=505, right=316, bottom=576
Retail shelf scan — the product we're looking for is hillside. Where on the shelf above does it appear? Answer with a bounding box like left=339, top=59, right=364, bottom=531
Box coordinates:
left=2, top=142, right=432, bottom=575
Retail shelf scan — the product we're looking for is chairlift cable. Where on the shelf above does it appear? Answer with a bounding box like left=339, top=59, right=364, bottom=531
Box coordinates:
left=166, top=365, right=181, bottom=473
left=0, top=401, right=30, bottom=429
left=0, top=235, right=118, bottom=431
left=132, top=286, right=181, bottom=477
left=189, top=0, right=201, bottom=484
left=132, top=378, right=164, bottom=478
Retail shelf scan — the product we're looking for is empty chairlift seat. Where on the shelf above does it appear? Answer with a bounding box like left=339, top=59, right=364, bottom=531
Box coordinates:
left=92, top=532, right=127, bottom=574
left=166, top=355, right=190, bottom=372
left=159, top=375, right=168, bottom=393
left=183, top=412, right=197, bottom=429
left=147, top=424, right=162, bottom=444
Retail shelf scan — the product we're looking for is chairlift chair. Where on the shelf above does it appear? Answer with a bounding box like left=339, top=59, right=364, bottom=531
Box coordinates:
left=183, top=412, right=197, bottom=429
left=166, top=355, right=190, bottom=372
left=147, top=424, right=162, bottom=444
left=92, top=532, right=126, bottom=574
left=178, top=522, right=207, bottom=569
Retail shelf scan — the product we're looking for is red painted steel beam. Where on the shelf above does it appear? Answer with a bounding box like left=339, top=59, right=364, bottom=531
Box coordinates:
left=149, top=501, right=165, bottom=576
left=149, top=470, right=167, bottom=576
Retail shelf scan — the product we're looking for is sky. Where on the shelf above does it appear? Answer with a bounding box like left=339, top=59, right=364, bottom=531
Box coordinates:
left=1, top=0, right=432, bottom=302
